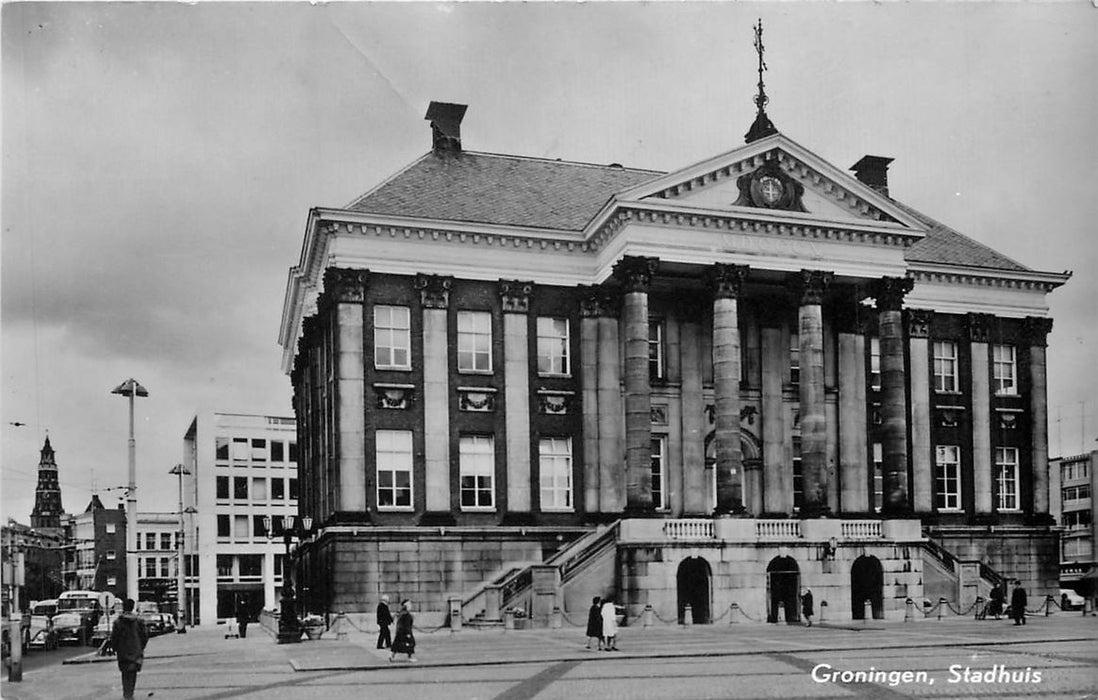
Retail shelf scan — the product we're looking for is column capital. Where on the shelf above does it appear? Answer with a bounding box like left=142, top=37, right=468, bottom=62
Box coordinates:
left=579, top=286, right=619, bottom=318
left=790, top=269, right=834, bottom=306
left=414, top=273, right=453, bottom=309
left=498, top=280, right=534, bottom=313
left=709, top=263, right=750, bottom=300
left=870, top=276, right=914, bottom=311
left=1022, top=316, right=1054, bottom=347
left=966, top=312, right=994, bottom=343
left=322, top=267, right=369, bottom=303
left=906, top=309, right=933, bottom=339
left=612, top=256, right=659, bottom=293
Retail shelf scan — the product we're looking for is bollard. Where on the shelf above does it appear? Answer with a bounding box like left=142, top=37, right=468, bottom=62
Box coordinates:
left=8, top=620, right=23, bottom=682
left=974, top=595, right=984, bottom=620
left=334, top=612, right=348, bottom=641
left=819, top=600, right=827, bottom=624
left=1045, top=594, right=1053, bottom=617
left=550, top=606, right=562, bottom=629
left=863, top=599, right=872, bottom=624
left=683, top=604, right=693, bottom=626
left=503, top=608, right=515, bottom=631
left=904, top=598, right=913, bottom=623
left=449, top=598, right=463, bottom=632
left=938, top=597, right=946, bottom=621
left=642, top=604, right=654, bottom=628
left=728, top=603, right=738, bottom=625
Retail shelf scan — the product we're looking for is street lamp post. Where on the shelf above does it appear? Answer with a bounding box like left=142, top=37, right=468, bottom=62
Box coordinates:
left=112, top=378, right=148, bottom=603
left=264, top=514, right=312, bottom=644
left=169, top=462, right=193, bottom=633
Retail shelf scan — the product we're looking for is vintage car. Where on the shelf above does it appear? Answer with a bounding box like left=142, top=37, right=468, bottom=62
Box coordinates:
left=53, top=591, right=114, bottom=646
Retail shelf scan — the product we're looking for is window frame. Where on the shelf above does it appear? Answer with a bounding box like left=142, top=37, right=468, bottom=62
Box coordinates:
left=869, top=337, right=881, bottom=391
left=536, top=317, right=571, bottom=377
left=934, top=444, right=962, bottom=511
left=992, top=344, right=1017, bottom=395
left=459, top=434, right=495, bottom=510
left=650, top=436, right=668, bottom=510
left=374, top=304, right=412, bottom=370
left=538, top=437, right=573, bottom=511
left=376, top=429, right=414, bottom=510
left=648, top=320, right=665, bottom=381
left=995, top=446, right=1020, bottom=511
left=457, top=311, right=493, bottom=373
left=933, top=341, right=959, bottom=393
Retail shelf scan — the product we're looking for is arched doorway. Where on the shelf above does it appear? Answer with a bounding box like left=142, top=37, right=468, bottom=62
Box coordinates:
left=704, top=429, right=762, bottom=511
left=677, top=557, right=712, bottom=624
left=766, top=556, right=799, bottom=624
left=851, top=555, right=884, bottom=620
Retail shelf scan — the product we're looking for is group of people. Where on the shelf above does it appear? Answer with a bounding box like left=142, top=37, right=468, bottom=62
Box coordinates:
left=584, top=596, right=620, bottom=651
left=983, top=581, right=1029, bottom=624
left=375, top=595, right=417, bottom=661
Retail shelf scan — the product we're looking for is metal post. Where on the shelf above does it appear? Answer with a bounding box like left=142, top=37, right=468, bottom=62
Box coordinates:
left=169, top=465, right=191, bottom=633
left=112, top=379, right=147, bottom=604
left=8, top=620, right=22, bottom=682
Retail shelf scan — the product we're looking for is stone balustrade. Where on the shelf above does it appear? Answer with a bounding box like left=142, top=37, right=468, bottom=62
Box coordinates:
left=619, top=518, right=921, bottom=544
left=662, top=519, right=715, bottom=540
left=841, top=520, right=883, bottom=539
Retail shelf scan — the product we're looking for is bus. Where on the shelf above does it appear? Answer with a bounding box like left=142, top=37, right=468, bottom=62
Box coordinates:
left=53, top=591, right=116, bottom=646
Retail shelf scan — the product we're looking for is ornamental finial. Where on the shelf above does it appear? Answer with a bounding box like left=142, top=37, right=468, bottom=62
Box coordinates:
left=745, top=19, right=779, bottom=143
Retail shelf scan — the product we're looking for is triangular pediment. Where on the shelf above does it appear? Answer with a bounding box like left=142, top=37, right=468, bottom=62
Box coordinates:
left=613, top=133, right=926, bottom=233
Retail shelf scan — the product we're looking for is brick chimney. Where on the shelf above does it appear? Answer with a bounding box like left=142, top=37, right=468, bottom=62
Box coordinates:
left=850, top=155, right=894, bottom=197
left=425, top=101, right=467, bottom=153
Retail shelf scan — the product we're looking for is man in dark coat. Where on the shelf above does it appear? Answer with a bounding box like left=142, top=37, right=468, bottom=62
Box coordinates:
left=801, top=588, right=814, bottom=627
left=1011, top=581, right=1028, bottom=625
left=235, top=595, right=249, bottom=638
left=110, top=598, right=148, bottom=700
left=376, top=595, right=393, bottom=649
left=585, top=596, right=603, bottom=649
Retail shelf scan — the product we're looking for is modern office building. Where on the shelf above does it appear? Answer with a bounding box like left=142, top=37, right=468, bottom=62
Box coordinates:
left=134, top=512, right=183, bottom=613
left=278, top=89, right=1070, bottom=625
left=1050, top=450, right=1096, bottom=593
left=182, top=412, right=299, bottom=626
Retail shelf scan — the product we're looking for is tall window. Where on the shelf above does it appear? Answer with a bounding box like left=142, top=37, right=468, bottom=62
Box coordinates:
left=935, top=445, right=961, bottom=510
left=536, top=317, right=570, bottom=376
left=792, top=436, right=803, bottom=510
left=457, top=311, right=492, bottom=372
left=145, top=559, right=157, bottom=578
left=872, top=442, right=884, bottom=512
left=376, top=430, right=413, bottom=509
left=995, top=447, right=1020, bottom=510
left=651, top=437, right=667, bottom=510
left=216, top=475, right=229, bottom=500
left=790, top=333, right=801, bottom=387
left=933, top=341, right=958, bottom=392
left=216, top=515, right=230, bottom=538
left=869, top=337, right=881, bottom=391
left=233, top=476, right=248, bottom=500
left=272, top=477, right=285, bottom=500
left=160, top=533, right=172, bottom=550
left=231, top=437, right=250, bottom=461
left=459, top=435, right=495, bottom=509
left=251, top=477, right=268, bottom=502
left=375, top=305, right=411, bottom=369
left=992, top=345, right=1017, bottom=395
left=145, top=533, right=156, bottom=550
left=233, top=515, right=249, bottom=539
left=539, top=437, right=573, bottom=511
left=648, top=320, right=665, bottom=381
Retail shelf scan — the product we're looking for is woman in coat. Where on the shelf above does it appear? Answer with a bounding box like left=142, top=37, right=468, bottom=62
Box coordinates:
left=600, top=596, right=619, bottom=651
left=585, top=596, right=603, bottom=650
left=389, top=599, right=416, bottom=662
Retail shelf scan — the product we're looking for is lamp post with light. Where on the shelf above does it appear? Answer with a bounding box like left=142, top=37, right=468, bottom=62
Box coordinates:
left=112, top=378, right=148, bottom=603
left=264, top=514, right=312, bottom=644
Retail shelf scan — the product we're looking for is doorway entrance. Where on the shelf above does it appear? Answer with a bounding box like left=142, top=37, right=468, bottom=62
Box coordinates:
left=677, top=557, right=712, bottom=624
left=767, top=556, right=800, bottom=624
left=851, top=555, right=884, bottom=620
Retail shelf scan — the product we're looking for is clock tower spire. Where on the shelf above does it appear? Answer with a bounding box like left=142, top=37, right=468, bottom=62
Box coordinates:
left=30, top=435, right=65, bottom=531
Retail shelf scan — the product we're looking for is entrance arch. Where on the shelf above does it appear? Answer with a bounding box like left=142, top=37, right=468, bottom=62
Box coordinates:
left=851, top=555, right=884, bottom=620
left=677, top=557, right=712, bottom=624
left=703, top=429, right=762, bottom=511
left=766, top=556, right=799, bottom=624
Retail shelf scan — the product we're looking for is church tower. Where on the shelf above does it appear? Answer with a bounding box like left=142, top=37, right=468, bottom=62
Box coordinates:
left=30, top=436, right=65, bottom=531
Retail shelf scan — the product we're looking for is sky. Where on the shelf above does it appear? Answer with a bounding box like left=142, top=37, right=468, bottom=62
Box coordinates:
left=2, top=2, right=1096, bottom=524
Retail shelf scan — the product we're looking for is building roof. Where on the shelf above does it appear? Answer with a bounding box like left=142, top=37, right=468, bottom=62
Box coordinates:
left=347, top=149, right=1032, bottom=274
left=347, top=152, right=662, bottom=232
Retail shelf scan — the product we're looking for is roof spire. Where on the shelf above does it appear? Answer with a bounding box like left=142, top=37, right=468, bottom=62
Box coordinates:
left=745, top=19, right=778, bottom=143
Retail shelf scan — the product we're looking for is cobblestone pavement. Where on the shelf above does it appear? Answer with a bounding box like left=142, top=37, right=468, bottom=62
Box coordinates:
left=3, top=614, right=1096, bottom=699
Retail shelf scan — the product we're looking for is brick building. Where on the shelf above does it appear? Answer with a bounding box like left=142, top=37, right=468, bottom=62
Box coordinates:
left=278, top=98, right=1069, bottom=626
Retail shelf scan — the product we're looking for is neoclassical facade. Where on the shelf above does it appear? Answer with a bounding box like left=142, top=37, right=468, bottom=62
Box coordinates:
left=279, top=102, right=1069, bottom=624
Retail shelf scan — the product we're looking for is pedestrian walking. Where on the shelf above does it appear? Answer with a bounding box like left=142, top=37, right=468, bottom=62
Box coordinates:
left=235, top=595, right=249, bottom=639
left=989, top=584, right=1005, bottom=620
left=110, top=598, right=148, bottom=700
left=1011, top=581, right=1028, bottom=625
left=801, top=588, right=814, bottom=627
left=389, top=599, right=416, bottom=662
left=376, top=594, right=393, bottom=649
left=585, top=596, right=603, bottom=649
left=600, top=596, right=618, bottom=651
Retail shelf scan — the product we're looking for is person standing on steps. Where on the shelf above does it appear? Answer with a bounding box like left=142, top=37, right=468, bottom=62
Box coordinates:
left=110, top=598, right=148, bottom=700
left=600, top=596, right=619, bottom=651
left=389, top=599, right=416, bottom=662
left=376, top=595, right=393, bottom=650
left=1011, top=581, right=1028, bottom=626
left=801, top=588, right=814, bottom=627
left=585, top=596, right=603, bottom=650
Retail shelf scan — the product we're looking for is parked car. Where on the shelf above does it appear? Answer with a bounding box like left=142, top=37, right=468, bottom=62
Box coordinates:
left=1060, top=589, right=1085, bottom=611
left=141, top=612, right=176, bottom=636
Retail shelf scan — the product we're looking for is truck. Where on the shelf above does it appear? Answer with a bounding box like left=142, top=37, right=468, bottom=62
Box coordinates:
left=52, top=591, right=116, bottom=646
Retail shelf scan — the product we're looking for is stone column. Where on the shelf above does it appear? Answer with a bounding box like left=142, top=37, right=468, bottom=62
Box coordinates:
left=679, top=307, right=707, bottom=516
left=968, top=313, right=993, bottom=515
left=760, top=321, right=787, bottom=514
left=614, top=256, right=659, bottom=513
left=871, top=277, right=914, bottom=515
left=793, top=269, right=833, bottom=517
left=710, top=263, right=749, bottom=515
left=580, top=290, right=602, bottom=513
left=415, top=274, right=454, bottom=513
left=836, top=302, right=868, bottom=513
left=1024, top=317, right=1054, bottom=517
left=322, top=268, right=369, bottom=513
left=907, top=309, right=934, bottom=513
left=500, top=280, right=534, bottom=513
left=597, top=292, right=624, bottom=512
